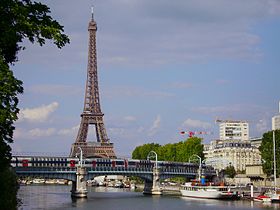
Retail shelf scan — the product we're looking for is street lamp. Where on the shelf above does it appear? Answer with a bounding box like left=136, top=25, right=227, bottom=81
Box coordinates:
left=189, top=154, right=202, bottom=181
left=273, top=130, right=277, bottom=192
left=147, top=151, right=158, bottom=169
left=77, top=146, right=83, bottom=167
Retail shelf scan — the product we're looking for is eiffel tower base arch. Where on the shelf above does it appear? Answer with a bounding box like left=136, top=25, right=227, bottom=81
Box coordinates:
left=70, top=142, right=116, bottom=158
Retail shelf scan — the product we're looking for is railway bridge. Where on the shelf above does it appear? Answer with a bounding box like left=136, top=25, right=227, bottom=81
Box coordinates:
left=12, top=155, right=217, bottom=197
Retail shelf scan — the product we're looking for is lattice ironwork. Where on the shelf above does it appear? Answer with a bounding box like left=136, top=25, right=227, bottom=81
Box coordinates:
left=70, top=12, right=116, bottom=158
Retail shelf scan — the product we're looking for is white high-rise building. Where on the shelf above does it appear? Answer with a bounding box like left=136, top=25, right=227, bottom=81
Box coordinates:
left=219, top=120, right=249, bottom=141
left=272, top=101, right=280, bottom=130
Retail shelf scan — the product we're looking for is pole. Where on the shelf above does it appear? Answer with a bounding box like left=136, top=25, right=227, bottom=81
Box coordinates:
left=147, top=151, right=158, bottom=169
left=191, top=154, right=202, bottom=181
left=273, top=130, right=277, bottom=191
left=78, top=146, right=83, bottom=167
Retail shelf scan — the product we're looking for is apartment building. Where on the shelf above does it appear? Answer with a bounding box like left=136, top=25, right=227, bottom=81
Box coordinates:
left=204, top=119, right=261, bottom=171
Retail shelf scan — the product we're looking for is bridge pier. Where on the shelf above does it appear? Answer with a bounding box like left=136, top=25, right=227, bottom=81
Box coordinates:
left=71, top=166, right=88, bottom=198
left=143, top=168, right=162, bottom=195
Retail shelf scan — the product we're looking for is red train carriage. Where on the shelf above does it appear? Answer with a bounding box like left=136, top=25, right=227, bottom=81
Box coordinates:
left=15, top=157, right=32, bottom=167
left=92, top=160, right=96, bottom=168
left=22, top=159, right=29, bottom=167
left=69, top=159, right=76, bottom=167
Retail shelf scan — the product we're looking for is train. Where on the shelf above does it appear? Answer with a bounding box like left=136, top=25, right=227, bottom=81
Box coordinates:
left=11, top=156, right=207, bottom=173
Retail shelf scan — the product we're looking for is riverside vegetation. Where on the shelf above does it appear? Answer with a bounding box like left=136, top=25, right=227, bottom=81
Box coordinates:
left=0, top=0, right=69, bottom=209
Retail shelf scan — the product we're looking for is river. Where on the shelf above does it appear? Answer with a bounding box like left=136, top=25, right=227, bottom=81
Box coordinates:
left=17, top=185, right=280, bottom=210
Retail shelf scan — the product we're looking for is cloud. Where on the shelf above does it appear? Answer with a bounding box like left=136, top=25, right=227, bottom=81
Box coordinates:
left=28, top=128, right=56, bottom=137
left=28, top=84, right=82, bottom=96
left=104, top=86, right=173, bottom=99
left=14, top=125, right=78, bottom=139
left=182, top=118, right=212, bottom=129
left=18, top=102, right=59, bottom=123
left=123, top=116, right=137, bottom=122
left=58, top=125, right=79, bottom=136
left=108, top=128, right=126, bottom=136
left=256, top=119, right=269, bottom=134
left=17, top=0, right=280, bottom=70
left=171, top=82, right=193, bottom=89
left=191, top=104, right=272, bottom=118
left=148, top=115, right=161, bottom=136
left=192, top=105, right=241, bottom=114
left=96, top=0, right=274, bottom=66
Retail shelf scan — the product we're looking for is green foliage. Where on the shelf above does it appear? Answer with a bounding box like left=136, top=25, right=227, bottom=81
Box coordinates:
left=224, top=165, right=236, bottom=178
left=259, top=130, right=280, bottom=176
left=0, top=0, right=69, bottom=64
left=131, top=137, right=204, bottom=162
left=158, top=143, right=177, bottom=161
left=0, top=56, right=23, bottom=171
left=169, top=177, right=187, bottom=184
left=129, top=176, right=144, bottom=184
left=175, top=137, right=204, bottom=162
left=0, top=168, right=19, bottom=210
left=0, top=1, right=69, bottom=209
left=132, top=143, right=161, bottom=160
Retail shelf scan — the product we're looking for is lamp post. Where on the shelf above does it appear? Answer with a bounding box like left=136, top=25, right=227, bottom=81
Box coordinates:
left=78, top=146, right=83, bottom=167
left=189, top=154, right=202, bottom=181
left=273, top=130, right=277, bottom=191
left=147, top=151, right=158, bottom=169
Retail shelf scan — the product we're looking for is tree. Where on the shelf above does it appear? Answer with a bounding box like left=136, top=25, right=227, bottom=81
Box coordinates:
left=224, top=165, right=236, bottom=178
left=131, top=137, right=204, bottom=163
left=158, top=143, right=177, bottom=161
left=176, top=137, right=204, bottom=162
left=259, top=130, right=280, bottom=176
left=132, top=143, right=161, bottom=160
left=0, top=57, right=23, bottom=170
left=0, top=0, right=69, bottom=64
left=0, top=1, right=69, bottom=209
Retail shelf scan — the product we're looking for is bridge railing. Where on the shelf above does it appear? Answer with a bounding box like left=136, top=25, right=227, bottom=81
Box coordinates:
left=13, top=166, right=212, bottom=176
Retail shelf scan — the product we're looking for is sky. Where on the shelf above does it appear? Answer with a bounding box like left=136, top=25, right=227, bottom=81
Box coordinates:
left=11, top=0, right=280, bottom=157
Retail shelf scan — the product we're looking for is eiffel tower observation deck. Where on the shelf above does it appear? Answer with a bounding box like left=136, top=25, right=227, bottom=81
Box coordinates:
left=70, top=9, right=116, bottom=158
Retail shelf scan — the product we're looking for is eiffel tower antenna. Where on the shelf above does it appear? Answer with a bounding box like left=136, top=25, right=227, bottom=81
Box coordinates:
left=91, top=6, right=94, bottom=20
left=70, top=9, right=116, bottom=158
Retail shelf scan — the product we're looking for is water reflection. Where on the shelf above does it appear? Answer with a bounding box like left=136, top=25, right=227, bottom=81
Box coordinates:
left=181, top=196, right=280, bottom=209
left=18, top=185, right=280, bottom=210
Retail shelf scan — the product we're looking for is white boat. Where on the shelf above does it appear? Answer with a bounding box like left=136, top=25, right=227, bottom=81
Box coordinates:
left=45, top=179, right=56, bottom=184
left=180, top=182, right=238, bottom=199
left=265, top=190, right=280, bottom=203
left=33, top=179, right=45, bottom=184
left=253, top=195, right=271, bottom=203
left=265, top=131, right=280, bottom=203
left=130, top=183, right=136, bottom=190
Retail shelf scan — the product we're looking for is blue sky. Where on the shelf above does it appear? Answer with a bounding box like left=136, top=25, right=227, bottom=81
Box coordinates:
left=11, top=0, right=280, bottom=157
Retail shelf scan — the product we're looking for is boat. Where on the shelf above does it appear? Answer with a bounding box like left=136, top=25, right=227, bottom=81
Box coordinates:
left=32, top=178, right=45, bottom=184
left=265, top=190, right=280, bottom=203
left=180, top=182, right=239, bottom=199
left=45, top=179, right=56, bottom=184
left=265, top=130, right=280, bottom=203
left=254, top=195, right=271, bottom=203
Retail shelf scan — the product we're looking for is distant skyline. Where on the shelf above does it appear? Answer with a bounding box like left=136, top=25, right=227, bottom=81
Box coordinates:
left=11, top=0, right=280, bottom=157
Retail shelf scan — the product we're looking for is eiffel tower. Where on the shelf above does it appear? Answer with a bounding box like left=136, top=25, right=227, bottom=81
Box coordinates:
left=70, top=10, right=116, bottom=158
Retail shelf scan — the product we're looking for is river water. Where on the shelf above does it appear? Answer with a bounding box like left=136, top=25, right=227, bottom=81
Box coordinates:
left=17, top=185, right=280, bottom=210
